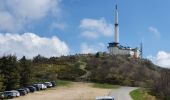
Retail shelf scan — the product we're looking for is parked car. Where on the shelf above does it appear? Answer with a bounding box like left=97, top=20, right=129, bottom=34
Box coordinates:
left=0, top=92, right=4, bottom=99
left=22, top=88, right=30, bottom=93
left=96, top=96, right=114, bottom=100
left=40, top=83, right=47, bottom=90
left=27, top=86, right=36, bottom=92
left=17, top=89, right=27, bottom=96
left=50, top=81, right=56, bottom=87
left=11, top=90, right=20, bottom=97
left=33, top=84, right=41, bottom=91
left=3, top=91, right=17, bottom=99
left=42, top=84, right=47, bottom=89
left=44, top=82, right=53, bottom=88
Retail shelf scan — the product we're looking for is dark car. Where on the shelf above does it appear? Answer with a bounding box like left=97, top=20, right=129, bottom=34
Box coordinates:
left=17, top=89, right=27, bottom=96
left=33, top=84, right=41, bottom=91
left=3, top=91, right=17, bottom=99
left=22, top=88, right=30, bottom=93
left=50, top=81, right=56, bottom=87
left=27, top=86, right=36, bottom=93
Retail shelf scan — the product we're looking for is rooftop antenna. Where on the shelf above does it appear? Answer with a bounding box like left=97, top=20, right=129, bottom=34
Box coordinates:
left=115, top=0, right=118, bottom=8
left=113, top=0, right=119, bottom=47
left=140, top=42, right=143, bottom=58
left=115, top=0, right=119, bottom=10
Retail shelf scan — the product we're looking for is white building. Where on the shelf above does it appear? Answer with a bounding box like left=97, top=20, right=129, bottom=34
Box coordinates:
left=108, top=4, right=140, bottom=58
left=108, top=43, right=140, bottom=58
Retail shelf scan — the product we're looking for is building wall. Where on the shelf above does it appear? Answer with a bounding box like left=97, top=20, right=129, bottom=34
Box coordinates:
left=108, top=47, right=140, bottom=58
left=134, top=49, right=140, bottom=58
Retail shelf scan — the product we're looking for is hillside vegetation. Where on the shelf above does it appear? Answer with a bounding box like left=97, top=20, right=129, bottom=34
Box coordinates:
left=0, top=53, right=169, bottom=99
left=130, top=88, right=156, bottom=100
left=31, top=54, right=160, bottom=87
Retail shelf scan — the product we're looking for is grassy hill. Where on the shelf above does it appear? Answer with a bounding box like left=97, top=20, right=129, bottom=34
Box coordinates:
left=1, top=53, right=169, bottom=99
left=32, top=53, right=161, bottom=88
left=33, top=53, right=170, bottom=99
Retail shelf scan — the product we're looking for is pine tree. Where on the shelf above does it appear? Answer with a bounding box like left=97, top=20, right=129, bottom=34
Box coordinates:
left=0, top=58, right=4, bottom=91
left=0, top=55, right=20, bottom=90
left=19, top=56, right=32, bottom=87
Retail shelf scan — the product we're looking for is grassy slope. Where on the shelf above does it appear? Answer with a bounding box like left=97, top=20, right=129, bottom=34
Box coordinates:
left=130, top=88, right=157, bottom=100
left=57, top=80, right=72, bottom=87
left=57, top=80, right=120, bottom=89
left=93, top=83, right=120, bottom=89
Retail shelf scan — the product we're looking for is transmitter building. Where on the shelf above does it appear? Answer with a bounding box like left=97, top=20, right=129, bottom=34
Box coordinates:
left=108, top=4, right=140, bottom=58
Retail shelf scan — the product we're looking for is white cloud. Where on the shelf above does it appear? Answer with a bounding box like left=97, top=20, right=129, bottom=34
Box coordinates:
left=147, top=51, right=170, bottom=68
left=80, top=18, right=114, bottom=39
left=80, top=43, right=105, bottom=54
left=0, top=33, right=69, bottom=58
left=0, top=0, right=61, bottom=32
left=148, top=26, right=160, bottom=38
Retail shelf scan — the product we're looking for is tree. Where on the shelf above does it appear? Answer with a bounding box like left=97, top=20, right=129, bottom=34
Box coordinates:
left=33, top=54, right=48, bottom=64
left=0, top=55, right=20, bottom=90
left=19, top=56, right=32, bottom=87
left=0, top=74, right=4, bottom=91
left=0, top=58, right=4, bottom=91
left=95, top=52, right=100, bottom=58
left=152, top=69, right=170, bottom=100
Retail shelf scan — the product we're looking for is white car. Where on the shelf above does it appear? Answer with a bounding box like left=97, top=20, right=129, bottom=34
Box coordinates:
left=41, top=84, right=47, bottom=89
left=37, top=84, right=47, bottom=90
left=11, top=90, right=20, bottom=97
left=96, top=96, right=114, bottom=100
left=3, top=91, right=17, bottom=99
left=44, top=82, right=53, bottom=88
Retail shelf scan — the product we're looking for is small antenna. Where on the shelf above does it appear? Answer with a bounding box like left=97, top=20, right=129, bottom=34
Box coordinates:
left=115, top=0, right=118, bottom=7
left=140, top=42, right=143, bottom=58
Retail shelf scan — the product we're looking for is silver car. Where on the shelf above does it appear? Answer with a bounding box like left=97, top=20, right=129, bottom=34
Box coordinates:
left=96, top=96, right=114, bottom=100
left=11, top=90, right=20, bottom=97
left=44, top=82, right=53, bottom=88
left=3, top=91, right=17, bottom=99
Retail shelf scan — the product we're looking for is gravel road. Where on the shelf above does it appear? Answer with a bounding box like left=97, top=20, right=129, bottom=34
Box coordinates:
left=109, top=86, right=137, bottom=100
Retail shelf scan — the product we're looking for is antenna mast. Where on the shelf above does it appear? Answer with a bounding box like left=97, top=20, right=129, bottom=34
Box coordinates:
left=140, top=42, right=143, bottom=58
left=114, top=0, right=119, bottom=46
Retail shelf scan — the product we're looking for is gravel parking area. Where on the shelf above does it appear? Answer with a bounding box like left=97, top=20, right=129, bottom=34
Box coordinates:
left=13, top=82, right=111, bottom=100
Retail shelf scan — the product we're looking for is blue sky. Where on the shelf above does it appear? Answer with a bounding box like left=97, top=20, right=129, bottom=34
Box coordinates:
left=0, top=0, right=170, bottom=68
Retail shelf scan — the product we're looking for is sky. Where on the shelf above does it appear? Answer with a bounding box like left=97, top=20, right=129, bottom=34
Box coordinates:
left=0, top=0, right=170, bottom=68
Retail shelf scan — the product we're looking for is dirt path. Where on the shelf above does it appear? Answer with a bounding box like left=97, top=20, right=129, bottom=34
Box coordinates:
left=13, top=82, right=111, bottom=100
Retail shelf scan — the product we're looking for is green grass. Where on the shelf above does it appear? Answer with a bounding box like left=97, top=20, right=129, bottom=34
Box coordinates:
left=57, top=80, right=72, bottom=87
left=93, top=83, right=120, bottom=89
left=130, top=89, right=145, bottom=100
left=130, top=88, right=156, bottom=100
